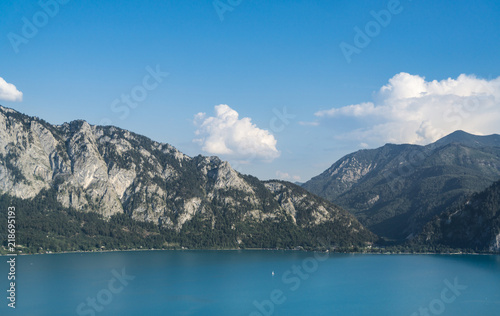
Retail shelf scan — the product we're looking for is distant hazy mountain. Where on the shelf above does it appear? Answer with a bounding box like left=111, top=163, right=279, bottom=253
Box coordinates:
left=302, top=131, right=500, bottom=240
left=0, top=106, right=374, bottom=251
left=413, top=180, right=500, bottom=252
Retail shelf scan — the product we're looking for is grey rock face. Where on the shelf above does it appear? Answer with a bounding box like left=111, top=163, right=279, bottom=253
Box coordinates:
left=0, top=106, right=371, bottom=244
left=264, top=180, right=371, bottom=237
left=490, top=233, right=500, bottom=252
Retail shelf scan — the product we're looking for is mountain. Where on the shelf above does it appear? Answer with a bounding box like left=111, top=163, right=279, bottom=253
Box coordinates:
left=432, top=130, right=500, bottom=149
left=302, top=131, right=500, bottom=240
left=0, top=106, right=374, bottom=252
left=412, top=180, right=500, bottom=252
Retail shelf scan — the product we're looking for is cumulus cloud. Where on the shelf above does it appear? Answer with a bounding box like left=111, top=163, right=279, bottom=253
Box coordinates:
left=194, top=104, right=280, bottom=161
left=315, top=73, right=500, bottom=145
left=0, top=77, right=23, bottom=102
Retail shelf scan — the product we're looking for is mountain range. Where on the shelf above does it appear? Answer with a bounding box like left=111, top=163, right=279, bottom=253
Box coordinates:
left=303, top=130, right=500, bottom=241
left=0, top=105, right=374, bottom=252
left=1, top=105, right=499, bottom=253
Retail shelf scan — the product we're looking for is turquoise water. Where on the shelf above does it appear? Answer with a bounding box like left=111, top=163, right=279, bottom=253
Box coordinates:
left=1, top=251, right=500, bottom=315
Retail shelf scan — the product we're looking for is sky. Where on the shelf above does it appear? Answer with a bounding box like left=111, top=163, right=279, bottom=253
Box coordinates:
left=1, top=0, right=500, bottom=181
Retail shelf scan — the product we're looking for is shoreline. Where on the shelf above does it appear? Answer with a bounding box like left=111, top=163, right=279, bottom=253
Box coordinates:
left=1, top=247, right=498, bottom=257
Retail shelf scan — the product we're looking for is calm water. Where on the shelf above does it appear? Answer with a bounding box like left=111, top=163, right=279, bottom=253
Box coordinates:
left=1, top=251, right=500, bottom=315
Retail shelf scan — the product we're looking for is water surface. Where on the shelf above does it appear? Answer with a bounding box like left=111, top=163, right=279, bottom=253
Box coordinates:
left=1, top=251, right=499, bottom=315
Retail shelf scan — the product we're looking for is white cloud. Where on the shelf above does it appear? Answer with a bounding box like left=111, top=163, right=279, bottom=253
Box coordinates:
left=298, top=121, right=320, bottom=126
left=315, top=102, right=377, bottom=118
left=194, top=104, right=280, bottom=161
left=315, top=73, right=500, bottom=145
left=0, top=77, right=23, bottom=102
left=276, top=170, right=301, bottom=182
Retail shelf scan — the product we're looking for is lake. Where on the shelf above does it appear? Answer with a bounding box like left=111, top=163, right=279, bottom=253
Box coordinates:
left=1, top=251, right=500, bottom=315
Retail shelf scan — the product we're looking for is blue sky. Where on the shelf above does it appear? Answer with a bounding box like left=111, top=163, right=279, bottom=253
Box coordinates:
left=1, top=0, right=500, bottom=181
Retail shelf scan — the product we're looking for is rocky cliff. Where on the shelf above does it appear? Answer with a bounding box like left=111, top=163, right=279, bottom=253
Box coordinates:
left=0, top=105, right=374, bottom=248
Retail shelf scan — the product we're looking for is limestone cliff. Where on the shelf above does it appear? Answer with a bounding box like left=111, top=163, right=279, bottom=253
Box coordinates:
left=0, top=106, right=374, bottom=246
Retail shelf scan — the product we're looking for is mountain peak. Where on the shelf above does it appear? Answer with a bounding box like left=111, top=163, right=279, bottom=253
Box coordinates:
left=0, top=105, right=375, bottom=249
left=303, top=129, right=500, bottom=240
left=431, top=130, right=500, bottom=149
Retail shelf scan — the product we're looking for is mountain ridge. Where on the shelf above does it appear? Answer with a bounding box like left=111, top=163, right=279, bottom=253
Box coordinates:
left=432, top=130, right=500, bottom=149
left=0, top=105, right=375, bottom=252
left=302, top=130, right=500, bottom=240
left=412, top=179, right=500, bottom=252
